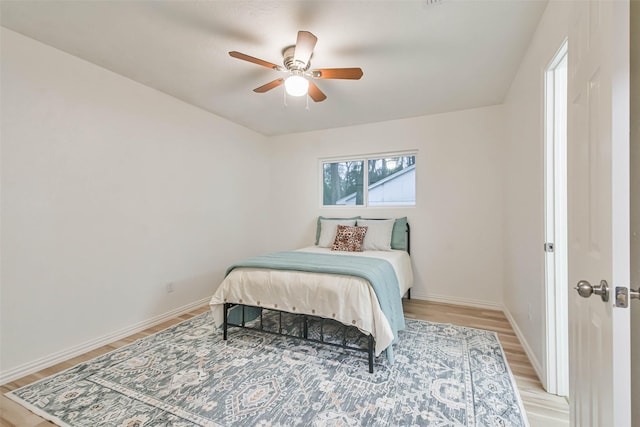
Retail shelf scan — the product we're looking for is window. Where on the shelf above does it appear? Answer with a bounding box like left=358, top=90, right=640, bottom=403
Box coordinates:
left=322, top=153, right=416, bottom=207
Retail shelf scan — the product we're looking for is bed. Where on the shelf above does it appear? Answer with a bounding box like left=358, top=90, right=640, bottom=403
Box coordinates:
left=209, top=217, right=412, bottom=373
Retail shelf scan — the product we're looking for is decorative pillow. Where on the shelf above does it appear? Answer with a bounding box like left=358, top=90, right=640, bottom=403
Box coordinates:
left=391, top=217, right=408, bottom=250
left=356, top=219, right=394, bottom=251
left=315, top=216, right=360, bottom=245
left=317, top=219, right=358, bottom=247
left=331, top=225, right=368, bottom=252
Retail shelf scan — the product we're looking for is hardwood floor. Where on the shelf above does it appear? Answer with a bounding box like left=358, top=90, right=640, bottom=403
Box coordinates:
left=1, top=301, right=569, bottom=426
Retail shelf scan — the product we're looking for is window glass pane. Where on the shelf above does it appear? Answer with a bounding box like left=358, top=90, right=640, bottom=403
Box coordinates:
left=323, top=160, right=364, bottom=205
left=367, top=155, right=416, bottom=206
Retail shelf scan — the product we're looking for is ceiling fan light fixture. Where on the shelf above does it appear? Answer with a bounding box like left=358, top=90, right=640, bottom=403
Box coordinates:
left=284, top=75, right=309, bottom=97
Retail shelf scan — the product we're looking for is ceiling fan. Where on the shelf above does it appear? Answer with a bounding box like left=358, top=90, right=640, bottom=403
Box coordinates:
left=229, top=30, right=363, bottom=102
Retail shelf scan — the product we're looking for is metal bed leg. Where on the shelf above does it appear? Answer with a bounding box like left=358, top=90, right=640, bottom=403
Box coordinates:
left=223, top=303, right=228, bottom=341
left=303, top=315, right=308, bottom=339
left=368, top=335, right=374, bottom=373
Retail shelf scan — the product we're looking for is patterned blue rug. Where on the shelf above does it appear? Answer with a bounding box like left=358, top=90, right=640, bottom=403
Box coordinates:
left=7, top=311, right=529, bottom=426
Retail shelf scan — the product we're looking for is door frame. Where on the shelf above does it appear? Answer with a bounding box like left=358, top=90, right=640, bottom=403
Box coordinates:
left=544, top=39, right=569, bottom=397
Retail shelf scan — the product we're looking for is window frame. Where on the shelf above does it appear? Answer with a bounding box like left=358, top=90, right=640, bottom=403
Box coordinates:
left=319, top=150, right=417, bottom=208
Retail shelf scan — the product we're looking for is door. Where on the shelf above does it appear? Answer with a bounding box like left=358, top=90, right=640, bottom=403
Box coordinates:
left=567, top=0, right=631, bottom=426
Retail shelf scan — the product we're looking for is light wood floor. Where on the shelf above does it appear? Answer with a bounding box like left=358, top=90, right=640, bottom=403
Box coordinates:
left=1, top=300, right=569, bottom=427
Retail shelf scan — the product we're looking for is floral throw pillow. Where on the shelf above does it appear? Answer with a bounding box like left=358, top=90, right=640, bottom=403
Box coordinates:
left=331, top=225, right=368, bottom=252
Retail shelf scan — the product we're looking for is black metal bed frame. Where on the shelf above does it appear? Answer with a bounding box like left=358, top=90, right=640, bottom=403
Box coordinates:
left=222, top=222, right=410, bottom=374
left=223, top=303, right=377, bottom=372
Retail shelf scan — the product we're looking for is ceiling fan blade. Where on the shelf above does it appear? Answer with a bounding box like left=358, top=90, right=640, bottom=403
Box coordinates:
left=229, top=51, right=281, bottom=70
left=293, top=30, right=317, bottom=67
left=308, top=81, right=327, bottom=102
left=311, top=68, right=364, bottom=80
left=253, top=78, right=284, bottom=93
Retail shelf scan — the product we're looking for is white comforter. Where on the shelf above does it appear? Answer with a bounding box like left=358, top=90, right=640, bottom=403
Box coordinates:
left=209, top=247, right=413, bottom=356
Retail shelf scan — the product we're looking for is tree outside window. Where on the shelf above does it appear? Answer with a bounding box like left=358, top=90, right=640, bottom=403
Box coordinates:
left=322, top=154, right=416, bottom=206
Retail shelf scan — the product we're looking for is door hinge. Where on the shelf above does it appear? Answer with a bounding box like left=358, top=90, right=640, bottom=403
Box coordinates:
left=544, top=242, right=555, bottom=253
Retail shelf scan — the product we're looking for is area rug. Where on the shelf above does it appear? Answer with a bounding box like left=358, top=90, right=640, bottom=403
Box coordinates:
left=6, top=311, right=529, bottom=426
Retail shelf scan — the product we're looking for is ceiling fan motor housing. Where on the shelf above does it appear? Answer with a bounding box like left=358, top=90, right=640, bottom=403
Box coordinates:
left=282, top=46, right=310, bottom=72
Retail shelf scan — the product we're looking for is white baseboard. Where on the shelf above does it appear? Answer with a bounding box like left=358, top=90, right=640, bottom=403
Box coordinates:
left=0, top=297, right=211, bottom=385
left=409, top=290, right=503, bottom=311
left=2, top=294, right=545, bottom=389
left=502, top=305, right=545, bottom=386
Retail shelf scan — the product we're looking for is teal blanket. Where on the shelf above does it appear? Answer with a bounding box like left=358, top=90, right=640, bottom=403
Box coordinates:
left=225, top=251, right=405, bottom=363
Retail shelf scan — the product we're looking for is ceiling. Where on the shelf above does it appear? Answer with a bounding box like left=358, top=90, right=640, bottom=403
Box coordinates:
left=0, top=0, right=548, bottom=136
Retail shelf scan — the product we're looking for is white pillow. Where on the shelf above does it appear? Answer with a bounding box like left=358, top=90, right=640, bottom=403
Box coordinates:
left=356, top=219, right=395, bottom=251
left=318, top=219, right=357, bottom=247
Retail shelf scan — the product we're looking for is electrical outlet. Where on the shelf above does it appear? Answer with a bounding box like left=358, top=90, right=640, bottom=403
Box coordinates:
left=166, top=282, right=175, bottom=293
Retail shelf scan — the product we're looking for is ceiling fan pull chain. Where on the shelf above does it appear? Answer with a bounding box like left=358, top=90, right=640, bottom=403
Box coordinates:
left=283, top=88, right=288, bottom=108
left=306, top=94, right=310, bottom=111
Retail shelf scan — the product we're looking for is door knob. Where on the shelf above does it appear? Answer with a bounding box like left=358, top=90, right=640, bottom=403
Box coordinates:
left=631, top=288, right=640, bottom=301
left=574, top=280, right=610, bottom=302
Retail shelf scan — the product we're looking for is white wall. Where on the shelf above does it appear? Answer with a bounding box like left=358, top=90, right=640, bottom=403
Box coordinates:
left=0, top=29, right=271, bottom=378
left=267, top=106, right=507, bottom=307
left=502, top=0, right=573, bottom=383
left=2, top=7, right=568, bottom=385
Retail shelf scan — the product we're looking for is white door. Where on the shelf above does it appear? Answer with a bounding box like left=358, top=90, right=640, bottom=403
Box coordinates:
left=567, top=0, right=631, bottom=426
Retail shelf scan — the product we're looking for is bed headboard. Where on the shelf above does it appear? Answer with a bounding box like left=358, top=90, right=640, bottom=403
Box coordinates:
left=406, top=222, right=411, bottom=255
